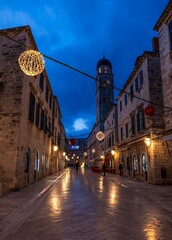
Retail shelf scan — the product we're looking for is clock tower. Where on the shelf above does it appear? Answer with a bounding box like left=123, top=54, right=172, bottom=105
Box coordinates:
left=96, top=57, right=114, bottom=131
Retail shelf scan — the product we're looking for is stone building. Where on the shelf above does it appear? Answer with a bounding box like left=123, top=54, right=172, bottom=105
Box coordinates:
left=0, top=26, right=67, bottom=196
left=153, top=0, right=172, bottom=182
left=103, top=104, right=118, bottom=171
left=87, top=0, right=172, bottom=184
left=116, top=45, right=167, bottom=183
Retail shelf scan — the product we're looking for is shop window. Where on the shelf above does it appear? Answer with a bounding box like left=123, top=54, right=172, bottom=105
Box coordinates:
left=133, top=156, right=138, bottom=171
left=34, top=151, right=40, bottom=171
left=142, top=154, right=147, bottom=172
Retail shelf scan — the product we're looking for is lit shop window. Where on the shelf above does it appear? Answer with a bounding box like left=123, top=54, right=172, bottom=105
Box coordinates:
left=142, top=154, right=147, bottom=172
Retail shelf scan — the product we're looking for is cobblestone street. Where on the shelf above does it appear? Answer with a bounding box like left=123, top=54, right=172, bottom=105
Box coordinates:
left=0, top=168, right=172, bottom=240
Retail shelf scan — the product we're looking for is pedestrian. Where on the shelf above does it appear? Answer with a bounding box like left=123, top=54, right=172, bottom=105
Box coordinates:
left=102, top=162, right=106, bottom=176
left=75, top=160, right=79, bottom=171
left=119, top=163, right=123, bottom=176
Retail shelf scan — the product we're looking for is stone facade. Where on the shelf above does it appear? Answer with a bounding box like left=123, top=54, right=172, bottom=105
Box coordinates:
left=87, top=1, right=172, bottom=184
left=0, top=26, right=66, bottom=196
left=116, top=49, right=169, bottom=184
left=103, top=104, right=118, bottom=171
left=153, top=0, right=172, bottom=183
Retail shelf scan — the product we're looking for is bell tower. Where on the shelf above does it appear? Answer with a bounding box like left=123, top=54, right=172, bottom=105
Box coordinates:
left=96, top=57, right=114, bottom=131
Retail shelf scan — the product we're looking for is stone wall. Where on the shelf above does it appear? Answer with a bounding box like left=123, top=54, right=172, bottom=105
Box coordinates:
left=0, top=26, right=64, bottom=196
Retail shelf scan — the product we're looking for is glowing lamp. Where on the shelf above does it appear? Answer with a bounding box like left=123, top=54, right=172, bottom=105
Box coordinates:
left=92, top=148, right=95, bottom=153
left=111, top=150, right=115, bottom=155
left=144, top=104, right=155, bottom=116
left=144, top=137, right=151, bottom=146
left=53, top=145, right=58, bottom=151
left=18, top=50, right=45, bottom=76
left=83, top=152, right=87, bottom=157
left=96, top=131, right=105, bottom=141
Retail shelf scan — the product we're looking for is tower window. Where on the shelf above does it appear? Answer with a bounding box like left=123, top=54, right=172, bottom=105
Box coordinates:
left=98, top=67, right=102, bottom=73
left=104, top=67, right=107, bottom=73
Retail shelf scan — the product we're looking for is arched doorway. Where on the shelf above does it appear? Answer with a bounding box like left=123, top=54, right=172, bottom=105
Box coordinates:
left=133, top=155, right=138, bottom=178
left=141, top=153, right=148, bottom=181
left=24, top=148, right=30, bottom=184
left=34, top=151, right=39, bottom=181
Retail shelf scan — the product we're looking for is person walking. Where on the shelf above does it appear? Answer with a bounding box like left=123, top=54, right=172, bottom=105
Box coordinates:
left=119, top=163, right=123, bottom=176
left=102, top=162, right=106, bottom=177
left=75, top=160, right=79, bottom=172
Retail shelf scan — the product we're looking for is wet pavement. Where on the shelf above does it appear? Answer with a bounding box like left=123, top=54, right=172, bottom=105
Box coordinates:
left=0, top=168, right=172, bottom=240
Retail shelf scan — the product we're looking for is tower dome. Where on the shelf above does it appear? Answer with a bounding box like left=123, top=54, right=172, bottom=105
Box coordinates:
left=96, top=57, right=112, bottom=69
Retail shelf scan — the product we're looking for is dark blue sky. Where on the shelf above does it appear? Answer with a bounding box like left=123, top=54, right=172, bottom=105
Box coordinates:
left=0, top=0, right=169, bottom=138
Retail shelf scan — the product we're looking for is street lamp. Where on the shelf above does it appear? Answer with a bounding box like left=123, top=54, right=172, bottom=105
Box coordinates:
left=53, top=145, right=58, bottom=151
left=111, top=150, right=115, bottom=156
left=111, top=150, right=115, bottom=169
left=144, top=137, right=151, bottom=181
left=144, top=137, right=151, bottom=146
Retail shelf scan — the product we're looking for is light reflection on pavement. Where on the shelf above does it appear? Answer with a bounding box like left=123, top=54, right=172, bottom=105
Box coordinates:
left=1, top=168, right=172, bottom=240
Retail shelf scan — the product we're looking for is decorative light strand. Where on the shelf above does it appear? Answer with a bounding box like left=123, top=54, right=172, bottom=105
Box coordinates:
left=18, top=50, right=45, bottom=76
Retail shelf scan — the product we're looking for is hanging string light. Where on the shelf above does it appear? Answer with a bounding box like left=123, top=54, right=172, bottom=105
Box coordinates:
left=1, top=33, right=172, bottom=112
left=96, top=131, right=105, bottom=141
left=18, top=50, right=45, bottom=76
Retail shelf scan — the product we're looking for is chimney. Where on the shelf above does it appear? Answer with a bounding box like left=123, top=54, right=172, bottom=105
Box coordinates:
left=152, top=37, right=159, bottom=53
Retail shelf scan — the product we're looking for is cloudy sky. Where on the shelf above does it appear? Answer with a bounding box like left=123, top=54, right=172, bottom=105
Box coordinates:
left=0, top=0, right=169, bottom=138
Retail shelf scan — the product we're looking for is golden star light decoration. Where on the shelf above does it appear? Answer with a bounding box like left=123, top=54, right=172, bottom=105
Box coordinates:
left=18, top=50, right=45, bottom=76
